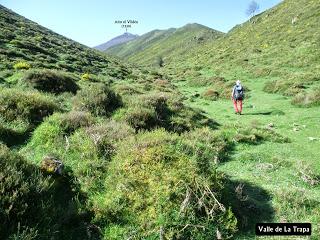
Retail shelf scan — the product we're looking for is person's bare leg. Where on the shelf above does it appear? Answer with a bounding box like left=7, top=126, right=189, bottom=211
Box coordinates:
left=239, top=100, right=243, bottom=114
left=233, top=99, right=239, bottom=113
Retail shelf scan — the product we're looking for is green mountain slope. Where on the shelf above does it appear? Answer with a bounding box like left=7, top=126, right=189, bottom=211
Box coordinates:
left=1, top=1, right=319, bottom=239
left=106, top=23, right=224, bottom=67
left=0, top=5, right=131, bottom=78
left=165, top=0, right=320, bottom=105
left=163, top=0, right=320, bottom=238
left=107, top=28, right=176, bottom=58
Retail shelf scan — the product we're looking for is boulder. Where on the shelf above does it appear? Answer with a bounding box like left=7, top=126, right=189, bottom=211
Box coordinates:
left=41, top=156, right=64, bottom=175
left=267, top=123, right=274, bottom=129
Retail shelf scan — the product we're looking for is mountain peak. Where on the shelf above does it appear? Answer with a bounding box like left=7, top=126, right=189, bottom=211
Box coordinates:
left=122, top=32, right=137, bottom=37
left=94, top=32, right=139, bottom=51
left=182, top=23, right=206, bottom=28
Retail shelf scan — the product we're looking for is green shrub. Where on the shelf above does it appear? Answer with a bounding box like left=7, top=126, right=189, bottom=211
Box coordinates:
left=114, top=83, right=142, bottom=96
left=32, top=111, right=95, bottom=137
left=95, top=129, right=238, bottom=239
left=124, top=106, right=157, bottom=131
left=168, top=104, right=218, bottom=133
left=0, top=144, right=92, bottom=239
left=85, top=120, right=135, bottom=157
left=22, top=121, right=106, bottom=193
left=188, top=77, right=241, bottom=100
left=23, top=69, right=79, bottom=94
left=263, top=79, right=305, bottom=96
left=73, top=83, right=122, bottom=116
left=155, top=56, right=164, bottom=67
left=188, top=75, right=226, bottom=87
left=119, top=92, right=217, bottom=133
left=181, top=127, right=231, bottom=172
left=13, top=61, right=31, bottom=70
left=263, top=71, right=320, bottom=97
left=118, top=92, right=171, bottom=131
left=0, top=88, right=58, bottom=130
left=0, top=70, right=13, bottom=83
left=233, top=126, right=290, bottom=144
left=58, top=111, right=95, bottom=135
left=291, top=87, right=320, bottom=107
left=202, top=88, right=220, bottom=101
left=22, top=118, right=133, bottom=193
left=269, top=109, right=285, bottom=116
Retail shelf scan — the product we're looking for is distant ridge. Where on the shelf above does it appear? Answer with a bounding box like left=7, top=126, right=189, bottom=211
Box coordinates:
left=94, top=32, right=139, bottom=51
left=106, top=23, right=224, bottom=66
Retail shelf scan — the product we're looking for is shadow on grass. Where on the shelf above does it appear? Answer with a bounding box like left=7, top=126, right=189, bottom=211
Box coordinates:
left=0, top=128, right=32, bottom=147
left=242, top=111, right=273, bottom=116
left=221, top=178, right=274, bottom=237
left=242, top=109, right=285, bottom=116
left=1, top=157, right=101, bottom=239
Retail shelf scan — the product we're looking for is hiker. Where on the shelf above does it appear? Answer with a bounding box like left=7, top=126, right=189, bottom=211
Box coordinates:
left=231, top=80, right=245, bottom=115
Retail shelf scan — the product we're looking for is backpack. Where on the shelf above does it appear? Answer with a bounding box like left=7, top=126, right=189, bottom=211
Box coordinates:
left=234, top=85, right=244, bottom=100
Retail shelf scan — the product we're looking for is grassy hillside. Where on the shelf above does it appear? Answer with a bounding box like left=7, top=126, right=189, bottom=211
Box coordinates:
left=175, top=74, right=320, bottom=240
left=1, top=0, right=319, bottom=239
left=164, top=0, right=320, bottom=105
left=158, top=0, right=320, bottom=238
left=0, top=5, right=130, bottom=78
left=106, top=28, right=176, bottom=58
left=106, top=23, right=224, bottom=67
left=0, top=5, right=245, bottom=240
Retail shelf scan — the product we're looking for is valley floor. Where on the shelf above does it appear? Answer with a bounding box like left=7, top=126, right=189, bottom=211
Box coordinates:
left=174, top=76, right=320, bottom=239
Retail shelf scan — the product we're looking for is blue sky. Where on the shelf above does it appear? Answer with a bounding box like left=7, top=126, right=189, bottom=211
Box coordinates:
left=1, top=0, right=282, bottom=47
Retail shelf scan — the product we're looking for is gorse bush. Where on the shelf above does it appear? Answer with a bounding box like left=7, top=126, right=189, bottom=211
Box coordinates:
left=189, top=76, right=242, bottom=100
left=188, top=75, right=226, bottom=87
left=263, top=79, right=305, bottom=96
left=122, top=92, right=171, bottom=131
left=81, top=73, right=91, bottom=81
left=29, top=111, right=95, bottom=138
left=23, top=69, right=79, bottom=94
left=73, top=83, right=123, bottom=116
left=13, top=61, right=31, bottom=70
left=291, top=87, right=320, bottom=107
left=0, top=143, right=92, bottom=240
left=181, top=127, right=231, bottom=171
left=22, top=119, right=108, bottom=194
left=85, top=120, right=135, bottom=157
left=0, top=122, right=30, bottom=147
left=0, top=88, right=58, bottom=130
left=117, top=91, right=217, bottom=133
left=22, top=117, right=134, bottom=193
left=58, top=111, right=95, bottom=135
left=263, top=71, right=320, bottom=99
left=202, top=88, right=220, bottom=101
left=95, top=129, right=237, bottom=239
left=233, top=126, right=290, bottom=144
left=122, top=106, right=157, bottom=131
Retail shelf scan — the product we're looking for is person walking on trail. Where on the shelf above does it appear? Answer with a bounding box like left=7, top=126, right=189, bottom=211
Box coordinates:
left=232, top=80, right=245, bottom=115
